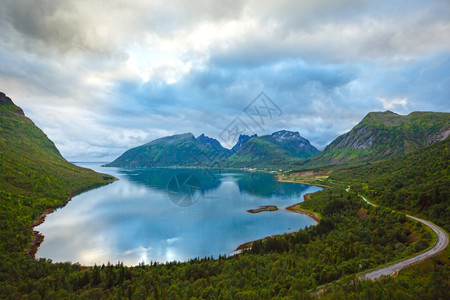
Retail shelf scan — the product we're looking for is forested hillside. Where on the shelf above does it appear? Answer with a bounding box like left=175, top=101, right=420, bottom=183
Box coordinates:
left=1, top=186, right=434, bottom=298
left=0, top=92, right=447, bottom=298
left=331, top=139, right=449, bottom=230
left=322, top=247, right=449, bottom=299
left=0, top=93, right=115, bottom=295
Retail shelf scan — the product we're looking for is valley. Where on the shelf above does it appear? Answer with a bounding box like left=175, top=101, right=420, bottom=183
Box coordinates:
left=2, top=1, right=450, bottom=298
left=0, top=92, right=448, bottom=298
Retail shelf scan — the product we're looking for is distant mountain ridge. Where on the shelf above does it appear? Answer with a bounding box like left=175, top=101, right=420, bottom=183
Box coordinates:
left=104, top=133, right=233, bottom=168
left=262, top=130, right=320, bottom=158
left=232, top=134, right=257, bottom=152
left=106, top=130, right=320, bottom=168
left=304, top=110, right=450, bottom=167
left=106, top=110, right=449, bottom=169
left=227, top=130, right=320, bottom=167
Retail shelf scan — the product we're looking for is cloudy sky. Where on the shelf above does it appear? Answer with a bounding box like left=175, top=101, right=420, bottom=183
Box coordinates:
left=1, top=0, right=449, bottom=161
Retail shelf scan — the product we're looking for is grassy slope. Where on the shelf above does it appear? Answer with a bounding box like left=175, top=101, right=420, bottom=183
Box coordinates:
left=304, top=142, right=449, bottom=298
left=260, top=134, right=320, bottom=159
left=105, top=133, right=231, bottom=168
left=227, top=138, right=302, bottom=168
left=0, top=99, right=446, bottom=298
left=302, top=111, right=449, bottom=168
left=330, top=139, right=449, bottom=231
left=283, top=141, right=449, bottom=297
left=0, top=102, right=115, bottom=256
left=1, top=184, right=434, bottom=298
left=108, top=132, right=317, bottom=169
left=105, top=133, right=198, bottom=167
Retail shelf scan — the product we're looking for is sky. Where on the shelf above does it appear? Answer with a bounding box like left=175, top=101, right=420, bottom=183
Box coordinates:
left=1, top=0, right=449, bottom=161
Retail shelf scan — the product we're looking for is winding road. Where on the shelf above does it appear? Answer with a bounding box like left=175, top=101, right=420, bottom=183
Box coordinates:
left=352, top=191, right=449, bottom=280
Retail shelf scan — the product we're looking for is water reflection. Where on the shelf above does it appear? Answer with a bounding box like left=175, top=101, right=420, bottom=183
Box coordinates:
left=118, top=167, right=309, bottom=199
left=36, top=164, right=322, bottom=266
left=121, top=168, right=221, bottom=194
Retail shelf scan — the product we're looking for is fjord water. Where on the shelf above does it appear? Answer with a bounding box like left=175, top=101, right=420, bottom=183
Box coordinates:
left=36, top=164, right=321, bottom=266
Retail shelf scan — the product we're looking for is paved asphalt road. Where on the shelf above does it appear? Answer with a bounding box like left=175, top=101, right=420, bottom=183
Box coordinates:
left=357, top=194, right=449, bottom=280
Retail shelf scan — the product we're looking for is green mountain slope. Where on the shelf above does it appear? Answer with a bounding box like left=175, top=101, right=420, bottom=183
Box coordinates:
left=305, top=111, right=449, bottom=167
left=228, top=130, right=319, bottom=168
left=227, top=137, right=301, bottom=167
left=0, top=92, right=115, bottom=256
left=106, top=130, right=319, bottom=169
left=0, top=92, right=445, bottom=298
left=105, top=133, right=231, bottom=168
left=261, top=130, right=320, bottom=158
left=231, top=134, right=257, bottom=152
left=331, top=139, right=449, bottom=230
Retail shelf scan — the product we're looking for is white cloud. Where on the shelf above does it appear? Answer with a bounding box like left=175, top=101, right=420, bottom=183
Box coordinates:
left=26, top=105, right=152, bottom=161
left=0, top=0, right=449, bottom=160
left=377, top=97, right=408, bottom=110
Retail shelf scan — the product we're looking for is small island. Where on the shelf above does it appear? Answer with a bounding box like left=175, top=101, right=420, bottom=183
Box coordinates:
left=247, top=205, right=278, bottom=214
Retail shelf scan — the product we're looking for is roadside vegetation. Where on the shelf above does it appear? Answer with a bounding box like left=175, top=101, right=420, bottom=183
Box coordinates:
left=0, top=99, right=447, bottom=298
left=321, top=247, right=449, bottom=299
left=331, top=139, right=449, bottom=231
left=1, top=186, right=434, bottom=298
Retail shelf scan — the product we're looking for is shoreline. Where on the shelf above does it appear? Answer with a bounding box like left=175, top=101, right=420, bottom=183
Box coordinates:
left=29, top=171, right=320, bottom=263
left=26, top=195, right=74, bottom=259
left=285, top=193, right=320, bottom=223
left=234, top=193, right=320, bottom=252
left=27, top=208, right=54, bottom=259
left=277, top=177, right=330, bottom=188
left=26, top=180, right=117, bottom=260
left=247, top=205, right=278, bottom=214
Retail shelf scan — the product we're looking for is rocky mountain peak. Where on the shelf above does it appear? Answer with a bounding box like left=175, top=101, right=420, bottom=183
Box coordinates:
left=0, top=92, right=25, bottom=115
left=271, top=130, right=302, bottom=142
left=311, top=111, right=449, bottom=167
left=0, top=92, right=13, bottom=105
left=232, top=134, right=257, bottom=152
left=196, top=133, right=225, bottom=149
left=197, top=133, right=216, bottom=144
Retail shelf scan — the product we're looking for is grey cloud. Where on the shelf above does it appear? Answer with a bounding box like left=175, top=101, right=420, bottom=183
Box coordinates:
left=0, top=0, right=449, bottom=160
left=1, top=0, right=111, bottom=54
left=102, top=59, right=373, bottom=150
left=0, top=0, right=247, bottom=55
left=206, top=0, right=450, bottom=65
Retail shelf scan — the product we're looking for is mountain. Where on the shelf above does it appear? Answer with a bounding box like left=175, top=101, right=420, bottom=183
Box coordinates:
left=197, top=133, right=232, bottom=157
left=261, top=130, right=320, bottom=158
left=2, top=92, right=447, bottom=298
left=0, top=92, right=114, bottom=200
left=104, top=133, right=231, bottom=168
left=0, top=92, right=114, bottom=255
left=305, top=111, right=449, bottom=167
left=232, top=134, right=257, bottom=152
left=227, top=137, right=300, bottom=167
left=227, top=130, right=320, bottom=167
left=106, top=111, right=449, bottom=169
left=107, top=130, right=319, bottom=169
left=0, top=92, right=24, bottom=115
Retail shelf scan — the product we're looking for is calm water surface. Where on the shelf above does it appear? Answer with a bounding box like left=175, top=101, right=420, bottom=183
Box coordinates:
left=36, top=163, right=322, bottom=265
